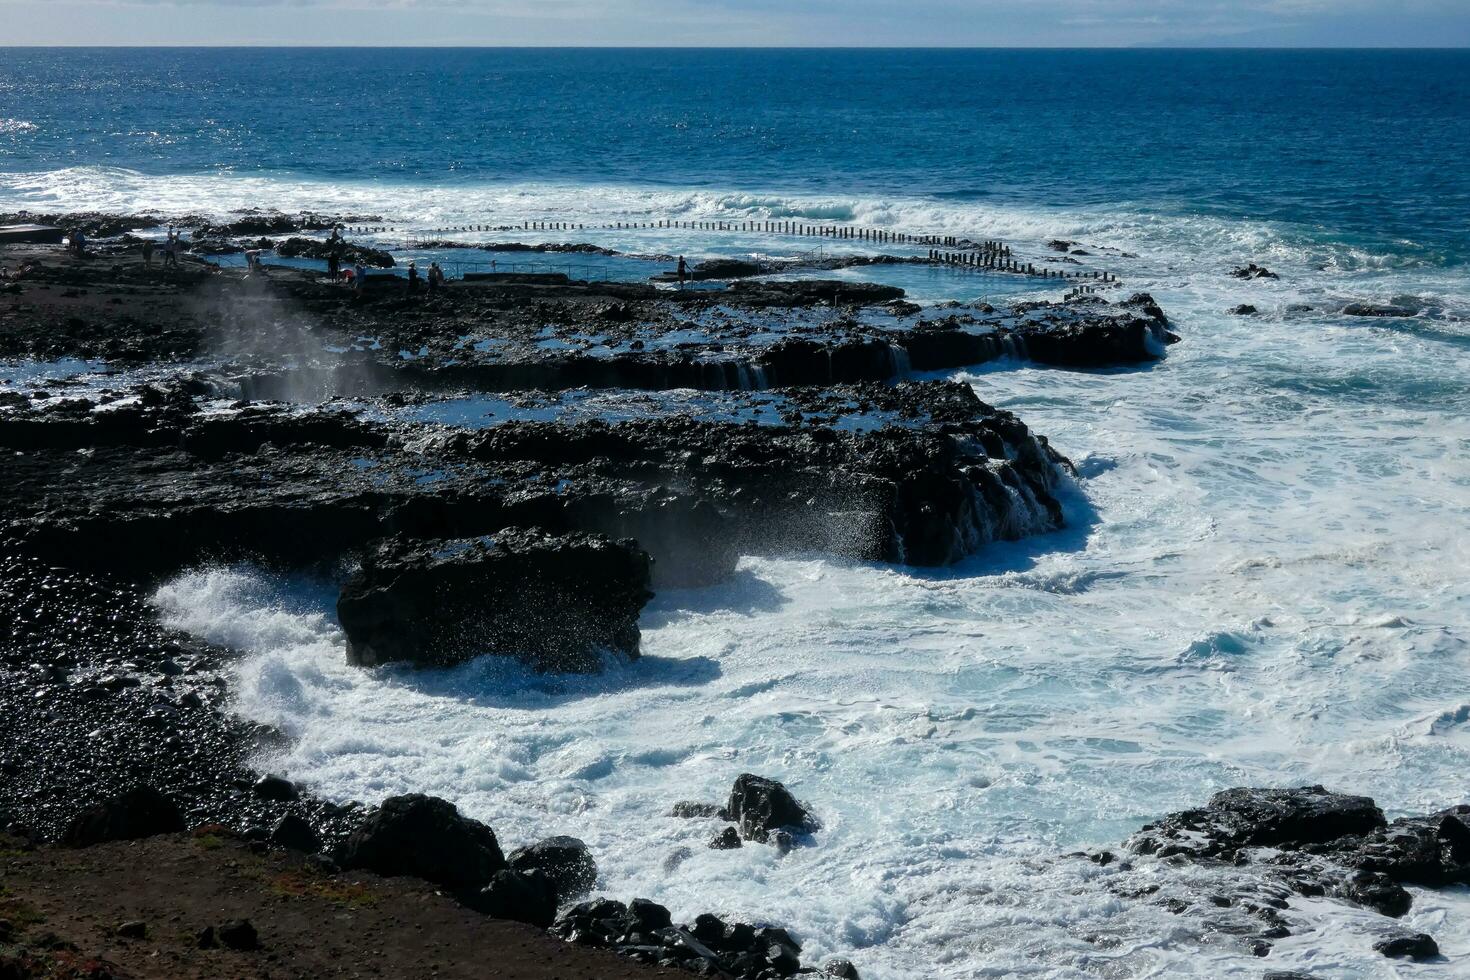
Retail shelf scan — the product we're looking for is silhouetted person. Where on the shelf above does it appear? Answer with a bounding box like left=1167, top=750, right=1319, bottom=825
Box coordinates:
left=407, top=261, right=420, bottom=293
left=141, top=239, right=154, bottom=266
left=427, top=261, right=443, bottom=295
left=677, top=255, right=689, bottom=288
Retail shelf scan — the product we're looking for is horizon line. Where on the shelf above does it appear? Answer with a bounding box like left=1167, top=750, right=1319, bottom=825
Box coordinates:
left=3, top=43, right=1470, bottom=50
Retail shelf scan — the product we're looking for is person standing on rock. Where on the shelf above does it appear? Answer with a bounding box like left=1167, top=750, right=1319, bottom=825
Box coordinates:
left=163, top=228, right=179, bottom=269
left=353, top=261, right=367, bottom=297
left=407, top=261, right=420, bottom=294
left=327, top=245, right=340, bottom=283
left=427, top=261, right=444, bottom=295
left=141, top=238, right=154, bottom=267
left=677, top=255, right=690, bottom=289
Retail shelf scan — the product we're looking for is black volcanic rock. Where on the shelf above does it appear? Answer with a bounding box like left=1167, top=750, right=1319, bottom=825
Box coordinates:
left=1343, top=302, right=1417, bottom=318
left=1231, top=264, right=1279, bottom=280
left=336, top=530, right=653, bottom=671
left=61, top=785, right=185, bottom=847
left=1129, top=786, right=1384, bottom=858
left=269, top=814, right=322, bottom=854
left=472, top=868, right=559, bottom=928
left=725, top=774, right=818, bottom=843
left=507, top=835, right=598, bottom=901
left=1374, top=932, right=1439, bottom=960
left=274, top=236, right=395, bottom=269
left=691, top=258, right=767, bottom=280
left=336, top=794, right=505, bottom=891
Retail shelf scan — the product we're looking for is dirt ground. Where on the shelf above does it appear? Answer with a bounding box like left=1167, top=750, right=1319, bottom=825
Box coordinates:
left=0, top=832, right=683, bottom=979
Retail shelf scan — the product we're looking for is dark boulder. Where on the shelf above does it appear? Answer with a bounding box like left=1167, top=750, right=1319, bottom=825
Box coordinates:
left=1229, top=305, right=1259, bottom=316
left=1374, top=932, right=1438, bottom=960
left=336, top=530, right=653, bottom=672
left=825, top=959, right=862, bottom=978
left=336, top=794, right=505, bottom=891
left=61, top=785, right=184, bottom=846
left=252, top=774, right=297, bottom=801
left=507, top=835, right=598, bottom=900
left=1129, top=786, right=1384, bottom=857
left=725, top=774, right=818, bottom=843
left=269, top=813, right=322, bottom=854
left=471, top=868, right=558, bottom=928
left=1231, top=264, right=1279, bottom=280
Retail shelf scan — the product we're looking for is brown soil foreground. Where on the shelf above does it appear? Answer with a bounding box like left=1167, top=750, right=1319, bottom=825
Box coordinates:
left=0, top=832, right=681, bottom=980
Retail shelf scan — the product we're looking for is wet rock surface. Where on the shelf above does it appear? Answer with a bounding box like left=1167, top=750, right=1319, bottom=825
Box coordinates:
left=1113, top=785, right=1470, bottom=959
left=0, top=224, right=1179, bottom=978
left=337, top=530, right=652, bottom=670
left=552, top=899, right=823, bottom=979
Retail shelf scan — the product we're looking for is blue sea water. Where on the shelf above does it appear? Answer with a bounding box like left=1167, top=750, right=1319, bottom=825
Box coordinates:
left=7, top=48, right=1470, bottom=979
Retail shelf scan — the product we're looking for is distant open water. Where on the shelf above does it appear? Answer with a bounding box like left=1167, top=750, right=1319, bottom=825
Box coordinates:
left=6, top=48, right=1470, bottom=978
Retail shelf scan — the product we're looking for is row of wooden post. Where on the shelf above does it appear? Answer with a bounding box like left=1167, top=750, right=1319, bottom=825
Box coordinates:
left=929, top=248, right=1115, bottom=281
left=345, top=220, right=1118, bottom=283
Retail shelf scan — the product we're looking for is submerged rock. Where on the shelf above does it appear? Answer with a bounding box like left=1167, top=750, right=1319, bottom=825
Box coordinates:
left=336, top=794, right=505, bottom=891
left=336, top=530, right=653, bottom=671
left=1230, top=264, right=1279, bottom=280
left=1343, top=302, right=1417, bottom=318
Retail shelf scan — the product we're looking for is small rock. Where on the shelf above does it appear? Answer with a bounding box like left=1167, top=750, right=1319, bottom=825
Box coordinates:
left=1229, top=305, right=1258, bottom=316
left=825, top=959, right=862, bottom=979
left=1374, top=932, right=1438, bottom=960
left=709, top=826, right=742, bottom=850
left=115, top=920, right=147, bottom=939
left=218, top=918, right=258, bottom=951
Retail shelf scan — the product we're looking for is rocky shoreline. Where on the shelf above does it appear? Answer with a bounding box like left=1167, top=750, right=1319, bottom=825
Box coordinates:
left=7, top=212, right=1463, bottom=978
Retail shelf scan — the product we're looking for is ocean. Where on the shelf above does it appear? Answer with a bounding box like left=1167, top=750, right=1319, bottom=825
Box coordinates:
left=6, top=47, right=1470, bottom=978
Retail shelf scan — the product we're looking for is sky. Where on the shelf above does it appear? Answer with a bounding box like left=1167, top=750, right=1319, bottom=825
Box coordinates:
left=1, top=0, right=1468, bottom=47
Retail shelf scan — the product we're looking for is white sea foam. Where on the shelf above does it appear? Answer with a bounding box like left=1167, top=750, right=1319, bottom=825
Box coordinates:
left=129, top=178, right=1470, bottom=977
